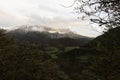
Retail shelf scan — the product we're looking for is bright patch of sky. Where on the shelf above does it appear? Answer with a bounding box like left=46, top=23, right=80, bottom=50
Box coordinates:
left=0, top=0, right=101, bottom=37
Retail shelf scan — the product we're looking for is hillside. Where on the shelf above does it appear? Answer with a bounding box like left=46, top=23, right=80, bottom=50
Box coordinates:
left=87, top=27, right=120, bottom=51
left=0, top=27, right=120, bottom=80
left=56, top=27, right=120, bottom=80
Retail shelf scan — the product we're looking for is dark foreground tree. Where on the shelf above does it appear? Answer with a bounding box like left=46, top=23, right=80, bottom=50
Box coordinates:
left=74, top=0, right=120, bottom=29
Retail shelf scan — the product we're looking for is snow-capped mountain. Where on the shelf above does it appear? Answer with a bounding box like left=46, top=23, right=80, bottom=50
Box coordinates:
left=6, top=25, right=92, bottom=46
left=8, top=25, right=88, bottom=39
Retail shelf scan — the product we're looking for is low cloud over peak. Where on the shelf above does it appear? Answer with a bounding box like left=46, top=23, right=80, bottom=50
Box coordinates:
left=0, top=0, right=101, bottom=37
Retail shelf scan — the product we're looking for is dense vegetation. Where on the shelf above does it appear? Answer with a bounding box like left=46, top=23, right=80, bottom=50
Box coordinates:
left=0, top=27, right=120, bottom=80
left=57, top=27, right=120, bottom=80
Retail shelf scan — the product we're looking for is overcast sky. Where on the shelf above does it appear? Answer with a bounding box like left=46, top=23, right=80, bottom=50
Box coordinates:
left=0, top=0, right=101, bottom=37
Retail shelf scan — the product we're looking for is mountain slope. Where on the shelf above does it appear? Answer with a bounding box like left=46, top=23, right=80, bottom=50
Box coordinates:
left=87, top=27, right=120, bottom=51
left=56, top=27, right=120, bottom=80
left=7, top=25, right=89, bottom=38
left=7, top=26, right=92, bottom=46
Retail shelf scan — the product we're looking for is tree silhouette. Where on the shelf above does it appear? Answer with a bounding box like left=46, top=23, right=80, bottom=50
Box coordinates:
left=74, top=0, right=120, bottom=29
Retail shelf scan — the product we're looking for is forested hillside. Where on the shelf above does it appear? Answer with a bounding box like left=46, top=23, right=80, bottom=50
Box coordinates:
left=0, top=27, right=120, bottom=80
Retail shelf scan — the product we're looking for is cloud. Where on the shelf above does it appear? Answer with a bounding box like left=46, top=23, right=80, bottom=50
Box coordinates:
left=0, top=0, right=75, bottom=27
left=0, top=0, right=101, bottom=37
left=0, top=10, right=15, bottom=26
left=38, top=5, right=60, bottom=14
left=24, top=13, right=94, bottom=32
left=0, top=10, right=29, bottom=27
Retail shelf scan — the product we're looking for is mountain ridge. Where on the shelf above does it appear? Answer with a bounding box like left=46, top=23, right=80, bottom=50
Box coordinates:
left=6, top=25, right=91, bottom=38
left=6, top=25, right=93, bottom=46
